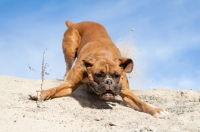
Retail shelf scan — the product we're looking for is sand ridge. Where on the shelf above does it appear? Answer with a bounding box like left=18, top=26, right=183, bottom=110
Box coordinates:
left=0, top=75, right=200, bottom=132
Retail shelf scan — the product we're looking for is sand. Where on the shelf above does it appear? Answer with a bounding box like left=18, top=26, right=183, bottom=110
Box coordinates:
left=0, top=75, right=200, bottom=132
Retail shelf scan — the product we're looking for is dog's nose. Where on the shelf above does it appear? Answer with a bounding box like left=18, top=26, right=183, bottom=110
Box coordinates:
left=105, top=78, right=113, bottom=85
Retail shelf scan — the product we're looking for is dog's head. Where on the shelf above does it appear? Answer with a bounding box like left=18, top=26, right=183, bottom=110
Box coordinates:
left=82, top=54, right=133, bottom=100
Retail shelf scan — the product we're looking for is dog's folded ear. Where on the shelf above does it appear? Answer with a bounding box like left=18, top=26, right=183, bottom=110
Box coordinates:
left=119, top=58, right=134, bottom=73
left=82, top=54, right=96, bottom=68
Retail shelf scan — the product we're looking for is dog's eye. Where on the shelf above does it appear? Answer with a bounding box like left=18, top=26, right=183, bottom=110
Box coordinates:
left=114, top=74, right=120, bottom=78
left=95, top=73, right=103, bottom=78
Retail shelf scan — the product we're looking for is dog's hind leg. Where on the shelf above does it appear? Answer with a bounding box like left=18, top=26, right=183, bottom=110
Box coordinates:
left=62, top=23, right=81, bottom=81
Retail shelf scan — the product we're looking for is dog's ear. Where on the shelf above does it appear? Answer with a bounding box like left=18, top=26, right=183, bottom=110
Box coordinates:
left=119, top=58, right=134, bottom=73
left=82, top=54, right=96, bottom=68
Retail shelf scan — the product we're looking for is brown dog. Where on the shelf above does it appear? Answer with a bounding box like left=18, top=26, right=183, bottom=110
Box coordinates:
left=29, top=20, right=169, bottom=118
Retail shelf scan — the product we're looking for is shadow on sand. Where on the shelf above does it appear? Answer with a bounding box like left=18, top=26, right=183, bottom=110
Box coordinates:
left=71, top=85, right=127, bottom=109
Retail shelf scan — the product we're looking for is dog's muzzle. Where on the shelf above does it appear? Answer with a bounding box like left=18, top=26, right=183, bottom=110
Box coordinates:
left=89, top=76, right=122, bottom=100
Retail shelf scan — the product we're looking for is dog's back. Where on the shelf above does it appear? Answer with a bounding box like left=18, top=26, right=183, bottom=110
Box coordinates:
left=65, top=20, right=111, bottom=48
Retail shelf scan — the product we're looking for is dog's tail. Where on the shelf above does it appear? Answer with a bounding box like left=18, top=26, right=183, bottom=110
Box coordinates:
left=65, top=20, right=73, bottom=27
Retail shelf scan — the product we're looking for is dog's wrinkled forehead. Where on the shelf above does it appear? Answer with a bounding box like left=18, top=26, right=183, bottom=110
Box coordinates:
left=92, top=59, right=121, bottom=75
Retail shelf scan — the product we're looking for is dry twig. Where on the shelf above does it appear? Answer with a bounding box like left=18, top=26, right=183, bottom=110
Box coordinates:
left=28, top=48, right=51, bottom=108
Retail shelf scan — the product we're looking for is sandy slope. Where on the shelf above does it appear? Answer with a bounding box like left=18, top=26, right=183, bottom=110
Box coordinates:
left=0, top=75, right=200, bottom=132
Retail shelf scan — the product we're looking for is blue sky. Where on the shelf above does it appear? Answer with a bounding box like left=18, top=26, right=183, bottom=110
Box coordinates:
left=1, top=0, right=200, bottom=90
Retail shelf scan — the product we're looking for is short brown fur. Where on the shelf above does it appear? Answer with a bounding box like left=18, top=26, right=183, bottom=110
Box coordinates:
left=30, top=20, right=169, bottom=118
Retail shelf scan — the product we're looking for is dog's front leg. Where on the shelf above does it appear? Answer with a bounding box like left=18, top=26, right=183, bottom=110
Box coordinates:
left=120, top=89, right=170, bottom=118
left=119, top=73, right=169, bottom=118
left=29, top=65, right=84, bottom=100
left=37, top=82, right=78, bottom=100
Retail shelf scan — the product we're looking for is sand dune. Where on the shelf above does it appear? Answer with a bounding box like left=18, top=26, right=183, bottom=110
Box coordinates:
left=0, top=75, right=200, bottom=132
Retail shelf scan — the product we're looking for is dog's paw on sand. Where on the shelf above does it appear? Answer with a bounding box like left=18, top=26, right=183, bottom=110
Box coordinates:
left=154, top=110, right=170, bottom=119
left=29, top=91, right=41, bottom=100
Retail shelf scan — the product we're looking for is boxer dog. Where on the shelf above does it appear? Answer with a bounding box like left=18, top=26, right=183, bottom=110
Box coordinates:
left=29, top=20, right=169, bottom=118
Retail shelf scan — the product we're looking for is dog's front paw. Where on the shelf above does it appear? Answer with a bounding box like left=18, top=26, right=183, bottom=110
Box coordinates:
left=153, top=108, right=170, bottom=119
left=29, top=91, right=42, bottom=101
